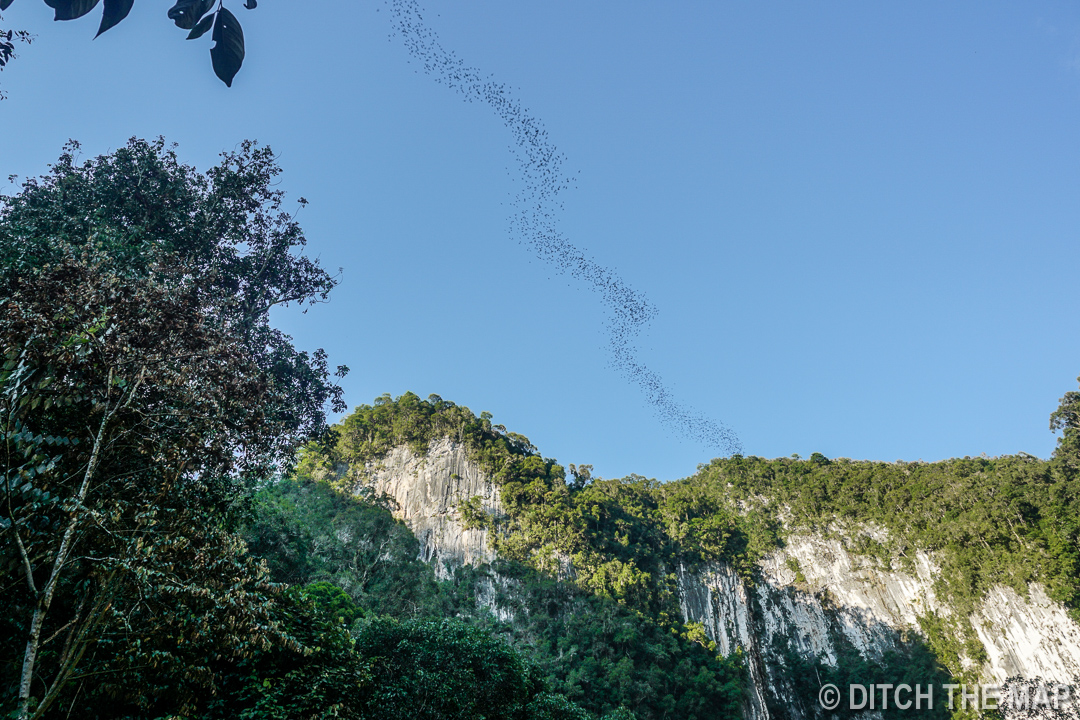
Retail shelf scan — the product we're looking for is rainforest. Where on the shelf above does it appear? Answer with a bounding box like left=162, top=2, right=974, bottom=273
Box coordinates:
left=2, top=140, right=1079, bottom=720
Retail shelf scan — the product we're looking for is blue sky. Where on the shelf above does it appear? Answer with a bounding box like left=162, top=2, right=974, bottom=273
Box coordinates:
left=2, top=1, right=1079, bottom=481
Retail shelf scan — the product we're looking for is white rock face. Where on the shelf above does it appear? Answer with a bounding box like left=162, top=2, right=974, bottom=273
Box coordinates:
left=354, top=442, right=1080, bottom=720
left=680, top=533, right=1080, bottom=719
left=973, top=584, right=1080, bottom=685
left=771, top=534, right=1080, bottom=686
left=353, top=438, right=498, bottom=575
left=676, top=561, right=771, bottom=720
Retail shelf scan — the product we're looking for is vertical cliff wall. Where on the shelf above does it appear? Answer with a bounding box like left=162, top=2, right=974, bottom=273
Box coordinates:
left=679, top=532, right=1080, bottom=719
left=354, top=438, right=500, bottom=574
left=771, top=534, right=1080, bottom=687
left=353, top=441, right=1080, bottom=720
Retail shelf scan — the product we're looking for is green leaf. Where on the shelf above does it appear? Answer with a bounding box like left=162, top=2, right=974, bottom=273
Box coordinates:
left=210, top=8, right=244, bottom=87
left=44, top=0, right=101, bottom=21
left=95, top=0, right=134, bottom=37
left=187, top=12, right=214, bottom=40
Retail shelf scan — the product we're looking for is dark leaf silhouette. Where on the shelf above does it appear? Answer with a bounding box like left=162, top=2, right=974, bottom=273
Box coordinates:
left=95, top=0, right=133, bottom=37
left=210, top=7, right=243, bottom=87
left=167, top=0, right=214, bottom=30
left=5, top=0, right=260, bottom=88
left=44, top=0, right=100, bottom=21
left=187, top=11, right=213, bottom=40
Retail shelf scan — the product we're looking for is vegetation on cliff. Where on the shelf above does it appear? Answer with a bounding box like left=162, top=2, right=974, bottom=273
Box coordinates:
left=305, top=389, right=1080, bottom=618
left=301, top=387, right=1080, bottom=710
left=243, top=475, right=746, bottom=720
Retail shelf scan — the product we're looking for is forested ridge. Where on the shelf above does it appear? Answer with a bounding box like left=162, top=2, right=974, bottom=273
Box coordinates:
left=298, top=387, right=1079, bottom=710
left=303, top=390, right=1080, bottom=626
left=3, top=139, right=1078, bottom=719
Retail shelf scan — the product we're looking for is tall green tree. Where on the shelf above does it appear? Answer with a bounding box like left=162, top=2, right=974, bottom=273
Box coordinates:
left=1051, top=376, right=1080, bottom=467
left=0, top=139, right=348, bottom=719
left=0, top=137, right=346, bottom=467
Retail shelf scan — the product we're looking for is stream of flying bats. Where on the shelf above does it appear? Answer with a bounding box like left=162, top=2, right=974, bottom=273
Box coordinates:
left=388, top=1, right=743, bottom=456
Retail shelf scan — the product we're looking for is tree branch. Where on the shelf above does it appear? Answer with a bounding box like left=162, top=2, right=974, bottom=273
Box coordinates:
left=17, top=370, right=122, bottom=720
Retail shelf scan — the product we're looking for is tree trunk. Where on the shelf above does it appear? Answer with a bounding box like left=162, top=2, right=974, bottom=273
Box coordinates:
left=17, top=396, right=115, bottom=720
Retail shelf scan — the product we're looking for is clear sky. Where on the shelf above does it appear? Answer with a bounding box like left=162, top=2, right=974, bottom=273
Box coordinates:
left=2, top=1, right=1079, bottom=481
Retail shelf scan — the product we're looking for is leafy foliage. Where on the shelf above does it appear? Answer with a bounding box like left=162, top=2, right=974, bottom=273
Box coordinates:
left=354, top=617, right=539, bottom=720
left=303, top=392, right=776, bottom=620
left=0, top=16, right=30, bottom=68
left=1050, top=375, right=1080, bottom=468
left=686, top=451, right=1080, bottom=622
left=0, top=10, right=32, bottom=100
left=0, top=137, right=346, bottom=472
left=242, top=475, right=747, bottom=720
left=0, top=0, right=254, bottom=86
left=244, top=476, right=448, bottom=619
left=487, top=563, right=745, bottom=720
left=307, top=390, right=1080, bottom=693
left=0, top=250, right=362, bottom=720
left=0, top=139, right=347, bottom=720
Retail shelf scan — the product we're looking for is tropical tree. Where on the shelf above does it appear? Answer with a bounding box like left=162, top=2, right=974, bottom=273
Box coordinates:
left=1051, top=376, right=1080, bottom=467
left=354, top=617, right=594, bottom=720
left=0, top=138, right=348, bottom=719
left=0, top=136, right=345, bottom=459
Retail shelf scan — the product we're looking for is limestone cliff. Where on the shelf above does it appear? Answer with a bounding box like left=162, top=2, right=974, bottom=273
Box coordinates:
left=680, top=533, right=1080, bottom=719
left=353, top=438, right=500, bottom=574
left=352, top=441, right=1080, bottom=720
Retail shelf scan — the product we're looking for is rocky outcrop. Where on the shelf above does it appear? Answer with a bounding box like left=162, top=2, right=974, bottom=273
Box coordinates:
left=679, top=533, right=1080, bottom=719
left=353, top=438, right=499, bottom=575
left=973, top=584, right=1080, bottom=685
left=353, top=442, right=1080, bottom=719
